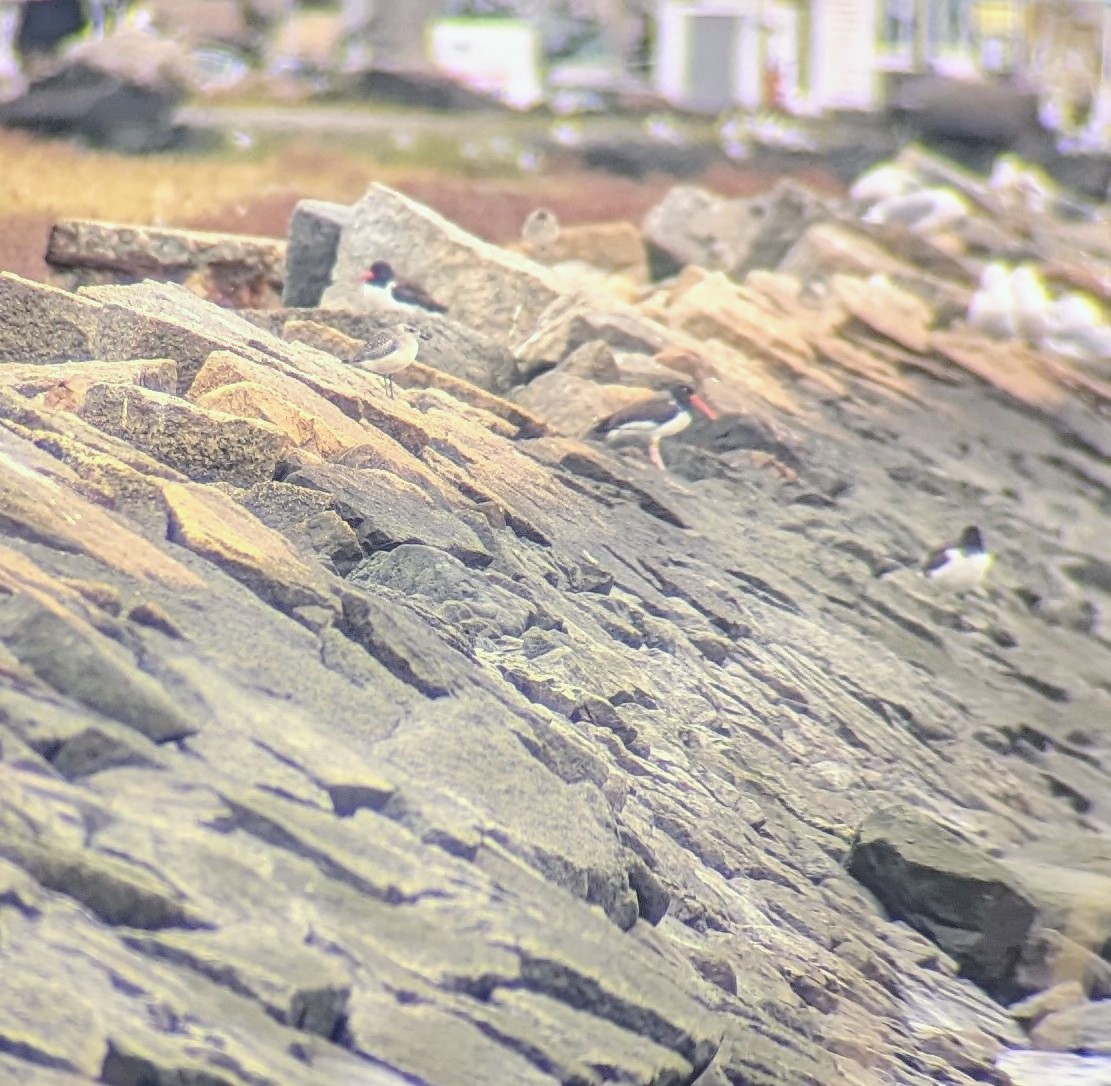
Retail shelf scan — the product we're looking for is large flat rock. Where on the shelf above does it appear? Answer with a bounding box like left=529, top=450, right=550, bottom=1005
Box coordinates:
left=322, top=182, right=566, bottom=342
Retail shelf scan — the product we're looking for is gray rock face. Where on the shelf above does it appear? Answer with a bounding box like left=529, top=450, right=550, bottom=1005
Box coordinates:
left=243, top=305, right=520, bottom=394
left=641, top=181, right=836, bottom=280
left=846, top=807, right=1038, bottom=998
left=321, top=182, right=565, bottom=342
left=642, top=184, right=758, bottom=277
left=77, top=382, right=290, bottom=486
left=3, top=170, right=1111, bottom=1086
left=283, top=199, right=352, bottom=308
left=1030, top=999, right=1111, bottom=1054
left=287, top=460, right=493, bottom=568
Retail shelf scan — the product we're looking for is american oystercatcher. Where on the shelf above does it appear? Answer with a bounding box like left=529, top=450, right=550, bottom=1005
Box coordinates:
left=351, top=323, right=421, bottom=397
left=592, top=384, right=717, bottom=471
left=356, top=261, right=448, bottom=315
left=922, top=526, right=995, bottom=593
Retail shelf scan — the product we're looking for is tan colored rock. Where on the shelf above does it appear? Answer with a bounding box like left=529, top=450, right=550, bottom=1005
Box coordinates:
left=400, top=364, right=549, bottom=438
left=0, top=359, right=178, bottom=409
left=1030, top=999, right=1111, bottom=1053
left=832, top=274, right=934, bottom=354
left=549, top=262, right=639, bottom=305
left=190, top=349, right=369, bottom=457
left=77, top=382, right=290, bottom=486
left=47, top=220, right=285, bottom=308
left=521, top=221, right=649, bottom=284
left=194, top=381, right=353, bottom=458
left=0, top=385, right=187, bottom=484
left=328, top=434, right=463, bottom=509
left=323, top=182, right=565, bottom=341
left=1009, top=981, right=1087, bottom=1025
left=27, top=428, right=169, bottom=518
left=0, top=271, right=102, bottom=363
left=650, top=269, right=841, bottom=392
left=779, top=223, right=971, bottom=319
left=780, top=221, right=909, bottom=282
left=281, top=318, right=362, bottom=359
left=514, top=292, right=676, bottom=369
left=811, top=336, right=923, bottom=404
left=931, top=331, right=1066, bottom=411
left=514, top=373, right=658, bottom=439
left=162, top=481, right=335, bottom=615
left=0, top=425, right=201, bottom=589
left=79, top=279, right=294, bottom=393
left=558, top=340, right=622, bottom=382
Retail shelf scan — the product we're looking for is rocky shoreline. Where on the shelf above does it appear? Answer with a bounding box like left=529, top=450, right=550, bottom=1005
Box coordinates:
left=0, top=157, right=1109, bottom=1086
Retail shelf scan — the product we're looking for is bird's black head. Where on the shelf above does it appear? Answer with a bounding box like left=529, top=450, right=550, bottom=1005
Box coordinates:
left=959, top=526, right=985, bottom=552
left=669, top=383, right=717, bottom=421
left=367, top=260, right=395, bottom=284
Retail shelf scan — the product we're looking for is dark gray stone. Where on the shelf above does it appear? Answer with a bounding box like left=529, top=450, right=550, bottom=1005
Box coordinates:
left=846, top=806, right=1037, bottom=998
left=283, top=199, right=352, bottom=308
left=284, top=462, right=492, bottom=568
left=0, top=593, right=197, bottom=744
left=0, top=59, right=183, bottom=152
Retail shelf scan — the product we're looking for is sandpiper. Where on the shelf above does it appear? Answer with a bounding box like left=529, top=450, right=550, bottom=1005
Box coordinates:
left=521, top=207, right=560, bottom=256
left=351, top=323, right=420, bottom=397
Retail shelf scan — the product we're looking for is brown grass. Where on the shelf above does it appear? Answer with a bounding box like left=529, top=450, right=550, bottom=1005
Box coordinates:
left=0, top=128, right=842, bottom=281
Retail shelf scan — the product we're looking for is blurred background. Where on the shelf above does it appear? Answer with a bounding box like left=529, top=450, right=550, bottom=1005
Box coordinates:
left=2, top=0, right=1111, bottom=279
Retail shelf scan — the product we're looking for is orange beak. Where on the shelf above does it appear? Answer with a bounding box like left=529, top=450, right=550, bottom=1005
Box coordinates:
left=689, top=393, right=716, bottom=421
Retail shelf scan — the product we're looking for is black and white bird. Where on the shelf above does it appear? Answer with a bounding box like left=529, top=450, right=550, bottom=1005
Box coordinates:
left=356, top=261, right=448, bottom=315
left=922, top=526, right=995, bottom=593
left=591, top=384, right=717, bottom=471
left=521, top=207, right=560, bottom=256
left=351, top=323, right=420, bottom=397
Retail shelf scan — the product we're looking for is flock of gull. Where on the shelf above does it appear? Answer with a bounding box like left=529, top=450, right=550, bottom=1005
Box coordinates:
left=849, top=153, right=1111, bottom=369
left=966, top=261, right=1111, bottom=364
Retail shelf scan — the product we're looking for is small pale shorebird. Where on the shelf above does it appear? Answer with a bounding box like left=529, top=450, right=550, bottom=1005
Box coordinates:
left=1038, top=292, right=1111, bottom=367
left=922, top=526, right=995, bottom=594
left=849, top=162, right=920, bottom=210
left=591, top=384, right=717, bottom=472
left=1008, top=264, right=1052, bottom=343
left=967, top=263, right=1018, bottom=340
left=351, top=324, right=420, bottom=397
left=521, top=207, right=560, bottom=257
left=355, top=261, right=448, bottom=315
left=862, top=186, right=969, bottom=236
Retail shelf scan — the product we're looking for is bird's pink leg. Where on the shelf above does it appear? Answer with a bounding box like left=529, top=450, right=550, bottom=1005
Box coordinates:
left=648, top=441, right=665, bottom=471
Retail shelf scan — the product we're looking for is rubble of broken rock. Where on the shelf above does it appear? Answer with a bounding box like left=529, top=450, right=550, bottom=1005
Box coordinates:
left=1, top=146, right=1110, bottom=1086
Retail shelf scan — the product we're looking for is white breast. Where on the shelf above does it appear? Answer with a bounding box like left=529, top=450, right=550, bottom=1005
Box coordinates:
left=925, top=550, right=994, bottom=592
